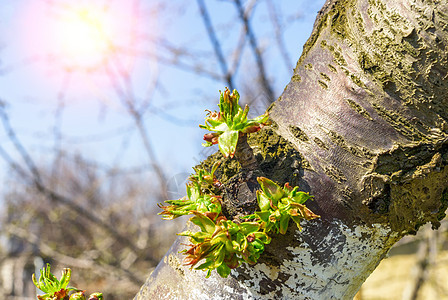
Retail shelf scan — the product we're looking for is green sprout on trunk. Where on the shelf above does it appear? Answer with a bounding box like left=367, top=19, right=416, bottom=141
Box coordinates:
left=250, top=177, right=320, bottom=234
left=158, top=183, right=222, bottom=219
left=158, top=163, right=222, bottom=219
left=179, top=212, right=271, bottom=278
left=200, top=87, right=269, bottom=158
left=32, top=264, right=103, bottom=300
left=158, top=88, right=319, bottom=278
left=189, top=161, right=221, bottom=187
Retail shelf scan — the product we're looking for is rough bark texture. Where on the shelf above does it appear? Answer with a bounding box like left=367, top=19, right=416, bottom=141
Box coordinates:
left=135, top=0, right=448, bottom=299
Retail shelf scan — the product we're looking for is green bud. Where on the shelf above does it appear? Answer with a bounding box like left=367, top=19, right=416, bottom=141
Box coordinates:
left=69, top=291, right=86, bottom=300
left=33, top=264, right=74, bottom=299
left=201, top=88, right=270, bottom=158
left=88, top=293, right=103, bottom=300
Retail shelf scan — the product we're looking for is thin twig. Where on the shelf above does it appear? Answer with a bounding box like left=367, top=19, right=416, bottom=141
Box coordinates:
left=50, top=72, right=71, bottom=189
left=229, top=0, right=257, bottom=78
left=196, top=0, right=234, bottom=89
left=233, top=0, right=275, bottom=104
left=0, top=110, right=160, bottom=266
left=402, top=231, right=431, bottom=300
left=266, top=0, right=293, bottom=72
left=116, top=45, right=223, bottom=81
left=104, top=57, right=168, bottom=199
left=0, top=108, right=43, bottom=185
left=6, top=225, right=145, bottom=286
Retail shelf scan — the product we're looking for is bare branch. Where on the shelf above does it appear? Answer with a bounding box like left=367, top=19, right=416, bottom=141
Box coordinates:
left=6, top=224, right=145, bottom=286
left=104, top=56, right=168, bottom=199
left=116, top=45, right=223, bottom=81
left=233, top=0, right=274, bottom=104
left=228, top=0, right=257, bottom=77
left=266, top=0, right=293, bottom=72
left=0, top=107, right=43, bottom=185
left=0, top=109, right=160, bottom=266
left=50, top=72, right=71, bottom=188
left=196, top=0, right=234, bottom=89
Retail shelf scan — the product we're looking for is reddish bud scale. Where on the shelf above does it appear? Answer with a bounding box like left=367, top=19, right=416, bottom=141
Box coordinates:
left=242, top=125, right=261, bottom=134
left=203, top=133, right=219, bottom=144
left=246, top=233, right=255, bottom=243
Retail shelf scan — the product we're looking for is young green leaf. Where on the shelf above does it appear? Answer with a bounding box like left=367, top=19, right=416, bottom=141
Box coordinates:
left=252, top=177, right=320, bottom=235
left=257, top=177, right=284, bottom=203
left=216, top=263, right=232, bottom=278
left=218, top=130, right=239, bottom=158
left=190, top=211, right=217, bottom=234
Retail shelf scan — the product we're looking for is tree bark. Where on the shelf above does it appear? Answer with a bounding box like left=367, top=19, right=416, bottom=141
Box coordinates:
left=135, top=0, right=448, bottom=299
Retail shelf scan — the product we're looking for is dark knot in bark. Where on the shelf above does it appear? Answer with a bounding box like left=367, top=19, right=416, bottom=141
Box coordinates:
left=222, top=133, right=263, bottom=222
left=234, top=133, right=258, bottom=171
left=222, top=169, right=264, bottom=222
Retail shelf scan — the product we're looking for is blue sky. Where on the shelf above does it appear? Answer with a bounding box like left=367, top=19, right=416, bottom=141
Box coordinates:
left=0, top=0, right=325, bottom=197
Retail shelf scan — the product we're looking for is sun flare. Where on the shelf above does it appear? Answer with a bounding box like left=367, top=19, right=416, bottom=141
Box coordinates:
left=59, top=9, right=111, bottom=59
left=54, top=5, right=113, bottom=69
left=20, top=0, right=155, bottom=90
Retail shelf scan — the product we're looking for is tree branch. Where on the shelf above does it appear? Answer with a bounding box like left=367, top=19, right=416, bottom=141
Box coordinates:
left=266, top=0, right=293, bottom=72
left=0, top=109, right=160, bottom=267
left=196, top=0, right=234, bottom=89
left=6, top=224, right=145, bottom=287
left=233, top=0, right=274, bottom=103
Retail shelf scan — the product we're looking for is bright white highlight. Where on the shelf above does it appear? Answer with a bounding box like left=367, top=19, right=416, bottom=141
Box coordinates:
left=57, top=8, right=111, bottom=63
left=53, top=5, right=114, bottom=69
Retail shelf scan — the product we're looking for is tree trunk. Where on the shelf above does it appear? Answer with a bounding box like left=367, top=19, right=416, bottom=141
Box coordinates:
left=135, top=0, right=448, bottom=299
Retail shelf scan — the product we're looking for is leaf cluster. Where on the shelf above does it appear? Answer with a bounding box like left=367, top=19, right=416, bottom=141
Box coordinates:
left=159, top=165, right=318, bottom=278
left=249, top=177, right=320, bottom=234
left=158, top=163, right=222, bottom=219
left=159, top=163, right=271, bottom=277
left=32, top=263, right=103, bottom=300
left=32, top=264, right=72, bottom=300
left=180, top=212, right=270, bottom=278
left=199, top=88, right=269, bottom=157
left=158, top=88, right=319, bottom=278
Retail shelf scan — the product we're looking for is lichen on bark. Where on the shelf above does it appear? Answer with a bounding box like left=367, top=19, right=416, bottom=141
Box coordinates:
left=270, top=0, right=448, bottom=232
left=363, top=140, right=448, bottom=233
